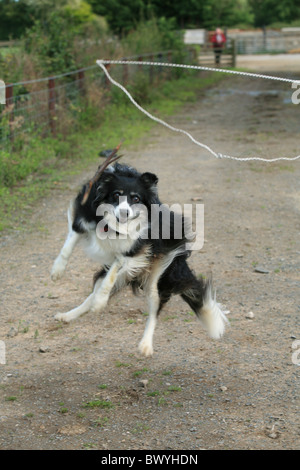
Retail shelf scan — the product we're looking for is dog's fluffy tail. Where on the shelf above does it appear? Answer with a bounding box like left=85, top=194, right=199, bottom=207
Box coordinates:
left=182, top=279, right=228, bottom=339
left=199, top=280, right=228, bottom=339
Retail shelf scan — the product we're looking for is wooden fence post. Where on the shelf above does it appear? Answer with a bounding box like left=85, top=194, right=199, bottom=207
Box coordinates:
left=157, top=52, right=163, bottom=75
left=138, top=56, right=143, bottom=72
left=78, top=69, right=85, bottom=96
left=104, top=64, right=111, bottom=88
left=167, top=51, right=173, bottom=78
left=48, top=77, right=56, bottom=137
left=123, top=61, right=129, bottom=84
left=149, top=54, right=154, bottom=83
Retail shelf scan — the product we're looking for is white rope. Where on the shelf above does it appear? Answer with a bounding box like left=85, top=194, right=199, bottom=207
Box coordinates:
left=97, top=60, right=300, bottom=163
left=99, top=59, right=300, bottom=84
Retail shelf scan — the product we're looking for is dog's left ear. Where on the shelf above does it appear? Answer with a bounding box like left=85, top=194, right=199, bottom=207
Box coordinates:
left=140, top=172, right=158, bottom=187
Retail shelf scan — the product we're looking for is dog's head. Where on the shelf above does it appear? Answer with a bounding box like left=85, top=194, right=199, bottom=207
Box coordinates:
left=94, top=163, right=159, bottom=237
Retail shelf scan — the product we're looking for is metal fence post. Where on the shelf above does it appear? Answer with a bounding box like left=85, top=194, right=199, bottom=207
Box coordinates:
left=231, top=39, right=237, bottom=68
left=5, top=83, right=14, bottom=142
left=48, top=77, right=56, bottom=137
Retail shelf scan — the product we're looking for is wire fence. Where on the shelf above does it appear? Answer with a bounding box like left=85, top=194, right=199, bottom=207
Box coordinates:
left=0, top=49, right=204, bottom=152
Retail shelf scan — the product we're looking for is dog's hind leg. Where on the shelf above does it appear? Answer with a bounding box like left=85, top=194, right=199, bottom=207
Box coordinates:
left=139, top=249, right=187, bottom=357
left=181, top=279, right=228, bottom=339
left=139, top=281, right=160, bottom=357
left=51, top=203, right=80, bottom=281
left=159, top=255, right=228, bottom=340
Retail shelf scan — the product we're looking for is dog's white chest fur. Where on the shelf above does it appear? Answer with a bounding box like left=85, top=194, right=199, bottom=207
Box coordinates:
left=81, top=229, right=136, bottom=266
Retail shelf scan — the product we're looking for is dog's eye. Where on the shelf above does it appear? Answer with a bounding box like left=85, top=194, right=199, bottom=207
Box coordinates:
left=132, top=195, right=140, bottom=204
left=113, top=191, right=122, bottom=200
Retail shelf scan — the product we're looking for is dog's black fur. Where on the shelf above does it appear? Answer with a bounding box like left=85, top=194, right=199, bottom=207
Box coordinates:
left=51, top=161, right=227, bottom=356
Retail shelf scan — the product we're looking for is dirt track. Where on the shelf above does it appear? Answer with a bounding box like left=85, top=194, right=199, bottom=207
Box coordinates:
left=0, top=65, right=299, bottom=450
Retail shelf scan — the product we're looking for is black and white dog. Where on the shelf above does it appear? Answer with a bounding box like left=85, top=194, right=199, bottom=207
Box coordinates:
left=51, top=162, right=227, bottom=356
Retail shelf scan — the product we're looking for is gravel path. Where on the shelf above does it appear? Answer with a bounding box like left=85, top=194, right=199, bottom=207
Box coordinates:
left=0, top=69, right=299, bottom=450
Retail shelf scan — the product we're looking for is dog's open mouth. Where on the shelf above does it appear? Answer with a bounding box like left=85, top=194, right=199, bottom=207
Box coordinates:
left=98, top=223, right=118, bottom=234
left=96, top=208, right=148, bottom=240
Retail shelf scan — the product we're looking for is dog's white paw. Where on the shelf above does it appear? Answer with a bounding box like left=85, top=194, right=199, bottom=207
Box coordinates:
left=51, top=257, right=66, bottom=281
left=138, top=339, right=154, bottom=357
left=54, top=312, right=72, bottom=323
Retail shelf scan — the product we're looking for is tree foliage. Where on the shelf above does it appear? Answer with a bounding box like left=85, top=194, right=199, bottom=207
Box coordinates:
left=1, top=0, right=300, bottom=41
left=249, top=0, right=300, bottom=27
left=89, top=0, right=300, bottom=32
left=0, top=0, right=35, bottom=39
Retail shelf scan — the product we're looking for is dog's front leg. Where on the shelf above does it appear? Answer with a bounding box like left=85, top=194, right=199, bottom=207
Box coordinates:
left=51, top=203, right=80, bottom=281
left=51, top=229, right=80, bottom=281
left=91, top=260, right=122, bottom=313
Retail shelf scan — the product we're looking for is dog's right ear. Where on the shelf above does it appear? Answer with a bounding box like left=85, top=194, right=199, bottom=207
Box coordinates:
left=93, top=170, right=116, bottom=205
left=140, top=172, right=159, bottom=188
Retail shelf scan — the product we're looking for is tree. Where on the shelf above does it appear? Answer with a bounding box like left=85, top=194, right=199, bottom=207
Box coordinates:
left=89, top=0, right=147, bottom=34
left=23, top=1, right=107, bottom=74
left=88, top=0, right=254, bottom=32
left=200, top=0, right=251, bottom=29
left=0, top=0, right=34, bottom=39
left=249, top=0, right=300, bottom=27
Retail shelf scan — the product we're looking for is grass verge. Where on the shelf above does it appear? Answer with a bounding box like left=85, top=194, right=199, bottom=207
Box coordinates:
left=0, top=70, right=227, bottom=233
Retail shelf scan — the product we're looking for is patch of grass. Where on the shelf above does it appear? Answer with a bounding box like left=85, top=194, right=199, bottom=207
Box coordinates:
left=83, top=400, right=114, bottom=409
left=5, top=396, right=17, bottom=402
left=131, top=423, right=150, bottom=434
left=83, top=442, right=97, bottom=449
left=133, top=368, right=149, bottom=377
left=93, top=416, right=109, bottom=427
left=98, top=384, right=108, bottom=390
left=158, top=397, right=168, bottom=406
left=167, top=385, right=182, bottom=392
left=59, top=407, right=68, bottom=414
left=147, top=390, right=160, bottom=397
left=115, top=361, right=132, bottom=368
left=58, top=402, right=68, bottom=413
